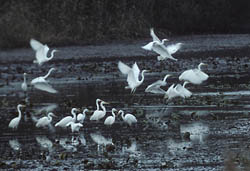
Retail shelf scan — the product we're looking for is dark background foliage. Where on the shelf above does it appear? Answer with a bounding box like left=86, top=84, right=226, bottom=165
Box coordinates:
left=0, top=0, right=250, bottom=49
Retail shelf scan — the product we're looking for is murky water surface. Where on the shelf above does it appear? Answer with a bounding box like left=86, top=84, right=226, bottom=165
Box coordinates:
left=1, top=46, right=250, bottom=170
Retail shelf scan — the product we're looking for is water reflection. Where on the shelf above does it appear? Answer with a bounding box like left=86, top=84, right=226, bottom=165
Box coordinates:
left=9, top=139, right=21, bottom=151
left=180, top=122, right=209, bottom=144
left=36, top=136, right=53, bottom=151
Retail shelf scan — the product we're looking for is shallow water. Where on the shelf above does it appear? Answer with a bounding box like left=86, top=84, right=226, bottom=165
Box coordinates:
left=1, top=47, right=250, bottom=170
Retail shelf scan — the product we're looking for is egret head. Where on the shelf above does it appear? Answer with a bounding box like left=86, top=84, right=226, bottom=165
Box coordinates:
left=162, top=39, right=169, bottom=44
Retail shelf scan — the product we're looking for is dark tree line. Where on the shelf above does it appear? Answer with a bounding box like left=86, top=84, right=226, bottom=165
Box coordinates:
left=0, top=0, right=250, bottom=49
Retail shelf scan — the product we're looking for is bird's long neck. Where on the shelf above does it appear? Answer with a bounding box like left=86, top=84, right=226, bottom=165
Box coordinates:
left=23, top=74, right=26, bottom=83
left=71, top=109, right=77, bottom=121
left=163, top=75, right=170, bottom=82
left=183, top=81, right=188, bottom=88
left=43, top=68, right=54, bottom=79
left=96, top=100, right=100, bottom=110
left=100, top=102, right=106, bottom=113
left=139, top=70, right=147, bottom=84
left=120, top=110, right=125, bottom=120
left=111, top=110, right=116, bottom=118
left=198, top=64, right=203, bottom=71
left=17, top=105, right=22, bottom=119
left=48, top=50, right=56, bottom=60
left=48, top=114, right=53, bottom=122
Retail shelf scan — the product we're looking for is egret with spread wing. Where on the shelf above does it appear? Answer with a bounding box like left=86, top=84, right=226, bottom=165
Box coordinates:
left=145, top=74, right=171, bottom=94
left=118, top=61, right=149, bottom=93
left=30, top=39, right=58, bottom=66
left=179, top=63, right=209, bottom=84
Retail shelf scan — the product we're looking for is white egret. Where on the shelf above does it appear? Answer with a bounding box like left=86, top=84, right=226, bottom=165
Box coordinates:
left=77, top=108, right=88, bottom=123
left=30, top=38, right=58, bottom=66
left=36, top=112, right=56, bottom=128
left=90, top=101, right=109, bottom=121
left=118, top=110, right=137, bottom=126
left=142, top=41, right=182, bottom=61
left=175, top=81, right=192, bottom=98
left=21, top=73, right=28, bottom=92
left=142, top=28, right=168, bottom=50
left=35, top=103, right=58, bottom=115
left=145, top=74, right=171, bottom=94
left=104, top=108, right=117, bottom=126
left=164, top=84, right=185, bottom=100
left=118, top=61, right=149, bottom=93
left=179, top=63, right=209, bottom=84
left=66, top=121, right=83, bottom=133
left=8, top=104, right=25, bottom=129
left=55, top=108, right=79, bottom=128
left=31, top=68, right=58, bottom=93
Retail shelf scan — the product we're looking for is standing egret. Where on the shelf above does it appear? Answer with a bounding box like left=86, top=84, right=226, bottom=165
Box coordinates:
left=118, top=110, right=137, bottom=126
left=175, top=81, right=192, bottom=98
left=66, top=122, right=83, bottom=133
left=30, top=39, right=58, bottom=66
left=118, top=61, right=149, bottom=93
left=104, top=108, right=117, bottom=126
left=8, top=104, right=25, bottom=129
left=145, top=74, right=171, bottom=94
left=55, top=108, right=79, bottom=128
left=90, top=101, right=109, bottom=121
left=21, top=73, right=28, bottom=92
left=36, top=112, right=56, bottom=128
left=164, top=84, right=185, bottom=100
left=31, top=68, right=58, bottom=93
left=77, top=109, right=88, bottom=123
left=179, top=63, right=209, bottom=84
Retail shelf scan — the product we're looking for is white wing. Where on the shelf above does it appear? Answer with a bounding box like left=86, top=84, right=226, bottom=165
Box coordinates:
left=175, top=84, right=192, bottom=98
left=152, top=42, right=177, bottom=61
left=34, top=82, right=58, bottom=93
left=141, top=42, right=154, bottom=51
left=195, top=70, right=209, bottom=81
left=179, top=70, right=203, bottom=85
left=127, top=70, right=139, bottom=91
left=118, top=61, right=131, bottom=75
left=132, top=62, right=140, bottom=81
left=145, top=80, right=166, bottom=94
left=150, top=28, right=161, bottom=42
left=36, top=45, right=49, bottom=63
left=166, top=43, right=182, bottom=55
left=30, top=39, right=44, bottom=51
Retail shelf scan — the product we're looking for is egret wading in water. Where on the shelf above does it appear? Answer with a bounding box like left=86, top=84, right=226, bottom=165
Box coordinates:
left=66, top=122, right=83, bottom=133
left=36, top=112, right=56, bottom=128
left=77, top=109, right=89, bottom=123
left=30, top=39, right=58, bottom=66
left=21, top=73, right=28, bottom=92
left=104, top=108, right=117, bottom=126
left=118, top=110, right=137, bottom=126
left=118, top=61, right=149, bottom=93
left=31, top=68, right=58, bottom=93
left=55, top=108, right=79, bottom=128
left=179, top=63, right=209, bottom=84
left=90, top=100, right=109, bottom=121
left=8, top=104, right=25, bottom=129
left=142, top=28, right=182, bottom=61
left=145, top=74, right=171, bottom=94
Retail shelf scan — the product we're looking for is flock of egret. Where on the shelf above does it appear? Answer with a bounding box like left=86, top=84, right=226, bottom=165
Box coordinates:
left=8, top=28, right=209, bottom=133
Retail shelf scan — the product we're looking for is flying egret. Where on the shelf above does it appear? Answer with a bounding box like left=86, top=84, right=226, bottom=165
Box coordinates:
left=31, top=68, right=58, bottom=93
left=30, top=38, right=58, bottom=66
left=118, top=110, right=137, bottom=126
left=118, top=61, right=149, bottom=93
left=164, top=84, right=185, bottom=100
left=55, top=108, right=79, bottom=128
left=66, top=121, right=83, bottom=133
left=179, top=63, right=209, bottom=84
left=145, top=74, right=171, bottom=94
left=8, top=104, right=25, bottom=129
left=142, top=40, right=182, bottom=61
left=104, top=108, right=117, bottom=126
left=21, top=73, right=28, bottom=92
left=77, top=108, right=88, bottom=123
left=142, top=28, right=168, bottom=50
left=36, top=112, right=56, bottom=128
left=175, top=81, right=192, bottom=98
left=90, top=101, right=109, bottom=121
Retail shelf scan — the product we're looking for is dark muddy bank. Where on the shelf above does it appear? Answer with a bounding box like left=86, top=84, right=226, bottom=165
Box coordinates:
left=0, top=35, right=250, bottom=170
